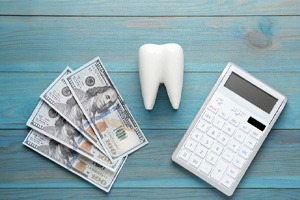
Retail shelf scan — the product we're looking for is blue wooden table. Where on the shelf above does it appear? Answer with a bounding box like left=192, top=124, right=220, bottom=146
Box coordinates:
left=1, top=1, right=300, bottom=199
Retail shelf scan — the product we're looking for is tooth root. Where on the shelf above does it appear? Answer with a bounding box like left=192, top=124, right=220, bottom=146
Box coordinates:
left=140, top=72, right=160, bottom=110
left=163, top=44, right=184, bottom=109
left=139, top=45, right=161, bottom=110
left=139, top=43, right=184, bottom=110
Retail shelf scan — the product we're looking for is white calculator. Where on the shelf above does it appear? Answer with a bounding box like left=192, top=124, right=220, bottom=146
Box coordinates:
left=172, top=62, right=287, bottom=196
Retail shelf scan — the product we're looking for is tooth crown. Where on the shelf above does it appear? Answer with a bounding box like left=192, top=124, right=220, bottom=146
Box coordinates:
left=139, top=43, right=184, bottom=110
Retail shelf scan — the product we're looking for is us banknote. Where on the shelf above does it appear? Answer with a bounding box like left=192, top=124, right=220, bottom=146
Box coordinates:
left=23, top=130, right=126, bottom=192
left=40, top=67, right=103, bottom=152
left=65, top=57, right=148, bottom=161
left=27, top=100, right=123, bottom=172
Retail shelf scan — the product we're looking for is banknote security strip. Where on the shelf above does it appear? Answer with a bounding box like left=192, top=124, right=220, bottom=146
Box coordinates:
left=24, top=57, right=148, bottom=192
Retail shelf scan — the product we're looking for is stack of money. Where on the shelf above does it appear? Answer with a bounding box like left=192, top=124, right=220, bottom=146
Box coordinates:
left=23, top=57, right=148, bottom=192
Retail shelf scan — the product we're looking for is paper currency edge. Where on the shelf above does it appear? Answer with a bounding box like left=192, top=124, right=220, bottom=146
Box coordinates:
left=40, top=66, right=73, bottom=103
left=26, top=99, right=119, bottom=172
left=38, top=68, right=125, bottom=170
left=92, top=57, right=149, bottom=154
left=64, top=56, right=149, bottom=161
left=39, top=66, right=101, bottom=148
left=64, top=71, right=114, bottom=162
left=39, top=66, right=106, bottom=153
left=23, top=129, right=127, bottom=193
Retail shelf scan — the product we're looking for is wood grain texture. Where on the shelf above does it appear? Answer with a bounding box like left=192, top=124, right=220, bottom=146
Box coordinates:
left=0, top=0, right=300, bottom=16
left=1, top=130, right=299, bottom=189
left=0, top=72, right=298, bottom=129
left=1, top=0, right=300, bottom=198
left=1, top=17, right=300, bottom=72
left=1, top=188, right=300, bottom=200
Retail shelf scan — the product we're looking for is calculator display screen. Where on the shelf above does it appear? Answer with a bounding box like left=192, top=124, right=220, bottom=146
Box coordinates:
left=224, top=72, right=278, bottom=113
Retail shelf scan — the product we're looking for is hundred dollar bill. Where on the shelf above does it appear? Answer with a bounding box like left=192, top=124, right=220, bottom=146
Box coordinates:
left=65, top=57, right=148, bottom=161
left=27, top=100, right=123, bottom=172
left=23, top=129, right=126, bottom=192
left=40, top=67, right=103, bottom=152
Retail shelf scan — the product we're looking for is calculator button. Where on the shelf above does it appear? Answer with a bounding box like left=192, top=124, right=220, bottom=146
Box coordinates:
left=234, top=130, right=246, bottom=143
left=244, top=136, right=257, bottom=149
left=223, top=123, right=236, bottom=136
left=199, top=162, right=213, bottom=175
left=185, top=139, right=198, bottom=151
left=228, top=116, right=239, bottom=127
left=206, top=152, right=218, bottom=165
left=211, top=159, right=228, bottom=182
left=220, top=175, right=235, bottom=188
left=240, top=123, right=251, bottom=133
left=218, top=110, right=229, bottom=120
left=250, top=130, right=263, bottom=140
left=227, top=165, right=240, bottom=179
left=228, top=139, right=240, bottom=152
left=232, top=156, right=246, bottom=169
left=196, top=120, right=209, bottom=133
left=178, top=149, right=192, bottom=162
left=213, top=116, right=225, bottom=129
left=238, top=146, right=252, bottom=159
left=211, top=142, right=224, bottom=155
left=207, top=127, right=221, bottom=139
left=202, top=110, right=215, bottom=123
left=189, top=154, right=202, bottom=168
left=216, top=97, right=224, bottom=105
left=207, top=104, right=219, bottom=114
left=222, top=149, right=234, bottom=162
left=194, top=145, right=208, bottom=158
left=217, top=133, right=230, bottom=146
left=201, top=135, right=214, bottom=148
left=190, top=129, right=202, bottom=142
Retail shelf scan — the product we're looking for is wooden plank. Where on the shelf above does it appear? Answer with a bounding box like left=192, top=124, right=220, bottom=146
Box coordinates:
left=0, top=0, right=300, bottom=16
left=0, top=188, right=300, bottom=199
left=1, top=16, right=300, bottom=72
left=0, top=129, right=299, bottom=189
left=0, top=72, right=298, bottom=129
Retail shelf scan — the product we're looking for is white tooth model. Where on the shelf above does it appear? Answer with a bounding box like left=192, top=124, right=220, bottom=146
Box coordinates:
left=139, top=43, right=184, bottom=110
